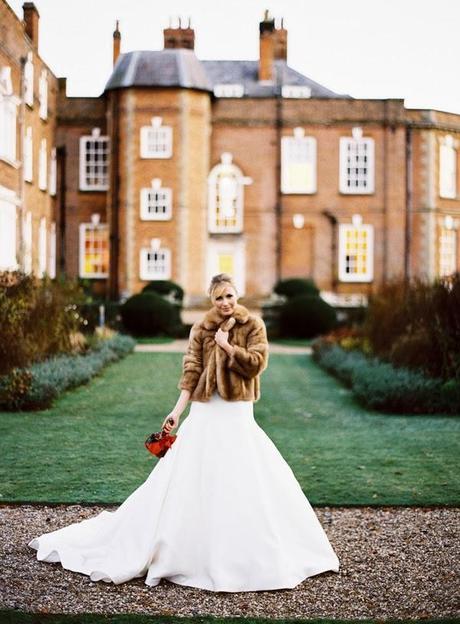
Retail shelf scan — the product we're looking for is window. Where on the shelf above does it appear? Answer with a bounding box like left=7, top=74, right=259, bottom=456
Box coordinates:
left=22, top=211, right=32, bottom=274
left=79, top=222, right=109, bottom=278
left=139, top=247, right=171, bottom=280
left=140, top=179, right=172, bottom=220
left=49, top=147, right=57, bottom=195
left=338, top=215, right=374, bottom=282
left=208, top=153, right=250, bottom=233
left=339, top=127, right=375, bottom=194
left=0, top=188, right=17, bottom=270
left=281, top=128, right=316, bottom=194
left=24, top=52, right=34, bottom=107
left=38, top=216, right=47, bottom=277
left=24, top=126, right=33, bottom=182
left=439, top=216, right=457, bottom=277
left=0, top=67, right=19, bottom=163
left=38, top=138, right=47, bottom=190
left=213, top=84, right=244, bottom=98
left=281, top=85, right=311, bottom=98
left=79, top=128, right=109, bottom=191
left=140, top=117, right=172, bottom=158
left=48, top=221, right=56, bottom=278
left=39, top=69, right=48, bottom=120
left=439, top=135, right=457, bottom=199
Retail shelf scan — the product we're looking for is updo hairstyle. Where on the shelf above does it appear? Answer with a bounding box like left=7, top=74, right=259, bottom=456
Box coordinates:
left=207, top=273, right=238, bottom=300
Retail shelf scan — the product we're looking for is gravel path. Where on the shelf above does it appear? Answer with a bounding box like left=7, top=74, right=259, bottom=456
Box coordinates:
left=1, top=504, right=458, bottom=619
left=135, top=341, right=312, bottom=355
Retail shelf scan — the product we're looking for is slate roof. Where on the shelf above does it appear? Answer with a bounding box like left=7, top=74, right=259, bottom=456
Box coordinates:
left=104, top=50, right=350, bottom=99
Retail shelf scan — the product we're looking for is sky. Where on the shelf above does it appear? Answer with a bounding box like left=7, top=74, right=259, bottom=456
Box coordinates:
left=7, top=0, right=460, bottom=114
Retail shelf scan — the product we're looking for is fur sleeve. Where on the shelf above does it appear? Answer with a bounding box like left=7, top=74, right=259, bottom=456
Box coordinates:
left=227, top=318, right=269, bottom=380
left=177, top=323, right=203, bottom=392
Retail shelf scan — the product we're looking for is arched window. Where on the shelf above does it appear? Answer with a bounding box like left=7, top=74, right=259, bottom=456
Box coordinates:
left=208, top=153, right=251, bottom=233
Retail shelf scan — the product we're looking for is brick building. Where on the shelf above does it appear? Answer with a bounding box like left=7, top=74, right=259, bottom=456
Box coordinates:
left=1, top=2, right=460, bottom=310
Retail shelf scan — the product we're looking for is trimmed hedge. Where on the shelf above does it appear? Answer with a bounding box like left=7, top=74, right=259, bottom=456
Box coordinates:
left=0, top=334, right=136, bottom=412
left=312, top=342, right=460, bottom=415
left=120, top=292, right=182, bottom=337
left=279, top=294, right=337, bottom=339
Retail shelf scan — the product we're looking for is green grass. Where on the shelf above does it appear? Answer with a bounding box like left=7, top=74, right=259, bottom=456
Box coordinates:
left=0, top=614, right=457, bottom=624
left=0, top=353, right=458, bottom=506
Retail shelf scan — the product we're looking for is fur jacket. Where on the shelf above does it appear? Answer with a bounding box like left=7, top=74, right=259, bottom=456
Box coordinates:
left=177, top=303, right=269, bottom=402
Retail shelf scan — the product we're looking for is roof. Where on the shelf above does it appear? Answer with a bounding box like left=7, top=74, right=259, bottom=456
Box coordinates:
left=105, top=49, right=212, bottom=92
left=104, top=50, right=350, bottom=98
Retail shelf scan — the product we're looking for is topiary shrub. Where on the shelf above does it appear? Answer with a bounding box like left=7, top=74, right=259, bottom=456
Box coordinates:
left=120, top=292, right=181, bottom=336
left=274, top=277, right=320, bottom=299
left=141, top=280, right=184, bottom=303
left=279, top=294, right=337, bottom=338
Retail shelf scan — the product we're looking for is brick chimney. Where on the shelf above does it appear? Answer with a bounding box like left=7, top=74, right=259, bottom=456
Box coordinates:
left=163, top=17, right=195, bottom=50
left=113, top=20, right=121, bottom=65
left=259, top=11, right=287, bottom=81
left=23, top=2, right=40, bottom=49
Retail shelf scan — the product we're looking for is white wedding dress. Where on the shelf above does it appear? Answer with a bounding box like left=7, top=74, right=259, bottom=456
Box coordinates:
left=28, top=390, right=340, bottom=592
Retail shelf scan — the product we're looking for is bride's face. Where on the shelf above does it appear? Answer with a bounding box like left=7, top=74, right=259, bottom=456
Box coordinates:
left=212, top=286, right=238, bottom=317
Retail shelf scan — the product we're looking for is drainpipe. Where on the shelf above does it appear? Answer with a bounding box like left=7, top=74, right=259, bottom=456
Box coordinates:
left=18, top=56, right=27, bottom=270
left=56, top=145, right=66, bottom=274
left=275, top=82, right=282, bottom=282
left=322, top=209, right=338, bottom=291
left=108, top=91, right=120, bottom=300
left=404, top=125, right=413, bottom=288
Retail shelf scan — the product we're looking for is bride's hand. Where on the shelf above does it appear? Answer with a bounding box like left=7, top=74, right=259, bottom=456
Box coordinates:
left=161, top=412, right=179, bottom=433
left=215, top=328, right=229, bottom=348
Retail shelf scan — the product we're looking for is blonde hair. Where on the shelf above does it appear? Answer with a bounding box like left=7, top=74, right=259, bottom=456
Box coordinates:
left=207, top=273, right=238, bottom=300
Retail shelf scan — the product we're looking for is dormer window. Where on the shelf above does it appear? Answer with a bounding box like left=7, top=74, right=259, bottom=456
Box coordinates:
left=140, top=178, right=172, bottom=220
left=339, top=127, right=375, bottom=194
left=79, top=128, right=110, bottom=191
left=140, top=117, right=172, bottom=158
left=39, top=69, right=48, bottom=120
left=282, top=85, right=311, bottom=99
left=213, top=84, right=244, bottom=98
left=24, top=52, right=34, bottom=107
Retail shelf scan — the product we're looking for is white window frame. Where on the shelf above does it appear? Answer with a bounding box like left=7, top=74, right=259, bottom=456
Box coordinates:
left=206, top=238, right=246, bottom=297
left=213, top=84, right=244, bottom=98
left=139, top=247, right=171, bottom=280
left=79, top=128, right=110, bottom=191
left=79, top=222, right=109, bottom=278
left=338, top=215, right=374, bottom=282
left=140, top=116, right=172, bottom=158
left=339, top=127, right=375, bottom=194
left=48, top=221, right=56, bottom=278
left=24, top=52, right=34, bottom=107
left=39, top=68, right=48, bottom=120
left=439, top=135, right=457, bottom=199
left=38, top=216, right=47, bottom=277
left=38, top=138, right=47, bottom=190
left=282, top=85, right=312, bottom=99
left=208, top=152, right=251, bottom=234
left=22, top=210, right=33, bottom=274
left=24, top=126, right=33, bottom=182
left=140, top=178, right=172, bottom=220
left=0, top=186, right=18, bottom=270
left=281, top=128, right=317, bottom=194
left=0, top=67, right=19, bottom=164
left=49, top=147, right=57, bottom=195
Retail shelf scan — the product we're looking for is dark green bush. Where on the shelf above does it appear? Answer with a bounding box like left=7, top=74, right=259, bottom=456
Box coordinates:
left=274, top=277, right=320, bottom=299
left=0, top=334, right=136, bottom=411
left=141, top=279, right=184, bottom=302
left=77, top=301, right=122, bottom=333
left=0, top=271, right=85, bottom=376
left=279, top=294, right=337, bottom=338
left=120, top=292, right=181, bottom=337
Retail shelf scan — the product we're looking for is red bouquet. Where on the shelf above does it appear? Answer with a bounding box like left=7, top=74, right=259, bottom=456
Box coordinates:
left=145, top=418, right=177, bottom=458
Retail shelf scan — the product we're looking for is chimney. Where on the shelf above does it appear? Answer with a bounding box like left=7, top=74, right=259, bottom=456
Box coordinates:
left=259, top=10, right=275, bottom=81
left=163, top=17, right=195, bottom=50
left=23, top=2, right=40, bottom=49
left=113, top=20, right=121, bottom=65
left=274, top=17, right=287, bottom=61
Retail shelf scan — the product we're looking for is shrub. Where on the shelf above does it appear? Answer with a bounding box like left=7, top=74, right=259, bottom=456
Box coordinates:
left=77, top=301, right=122, bottom=333
left=120, top=292, right=182, bottom=336
left=279, top=294, right=337, bottom=338
left=274, top=277, right=320, bottom=299
left=0, top=271, right=85, bottom=376
left=141, top=280, right=184, bottom=303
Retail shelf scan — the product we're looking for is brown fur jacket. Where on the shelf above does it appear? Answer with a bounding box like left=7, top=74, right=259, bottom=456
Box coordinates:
left=177, top=303, right=269, bottom=402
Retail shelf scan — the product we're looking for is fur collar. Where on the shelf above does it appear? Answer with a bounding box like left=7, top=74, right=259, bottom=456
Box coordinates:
left=201, top=303, right=250, bottom=331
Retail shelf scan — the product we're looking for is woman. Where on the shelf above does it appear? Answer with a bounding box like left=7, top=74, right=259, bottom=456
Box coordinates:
left=28, top=273, right=340, bottom=592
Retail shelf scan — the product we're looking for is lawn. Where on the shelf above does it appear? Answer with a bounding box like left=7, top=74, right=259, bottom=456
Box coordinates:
left=0, top=352, right=458, bottom=506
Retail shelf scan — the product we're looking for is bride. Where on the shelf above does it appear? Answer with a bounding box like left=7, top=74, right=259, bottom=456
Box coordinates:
left=28, top=273, right=340, bottom=592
